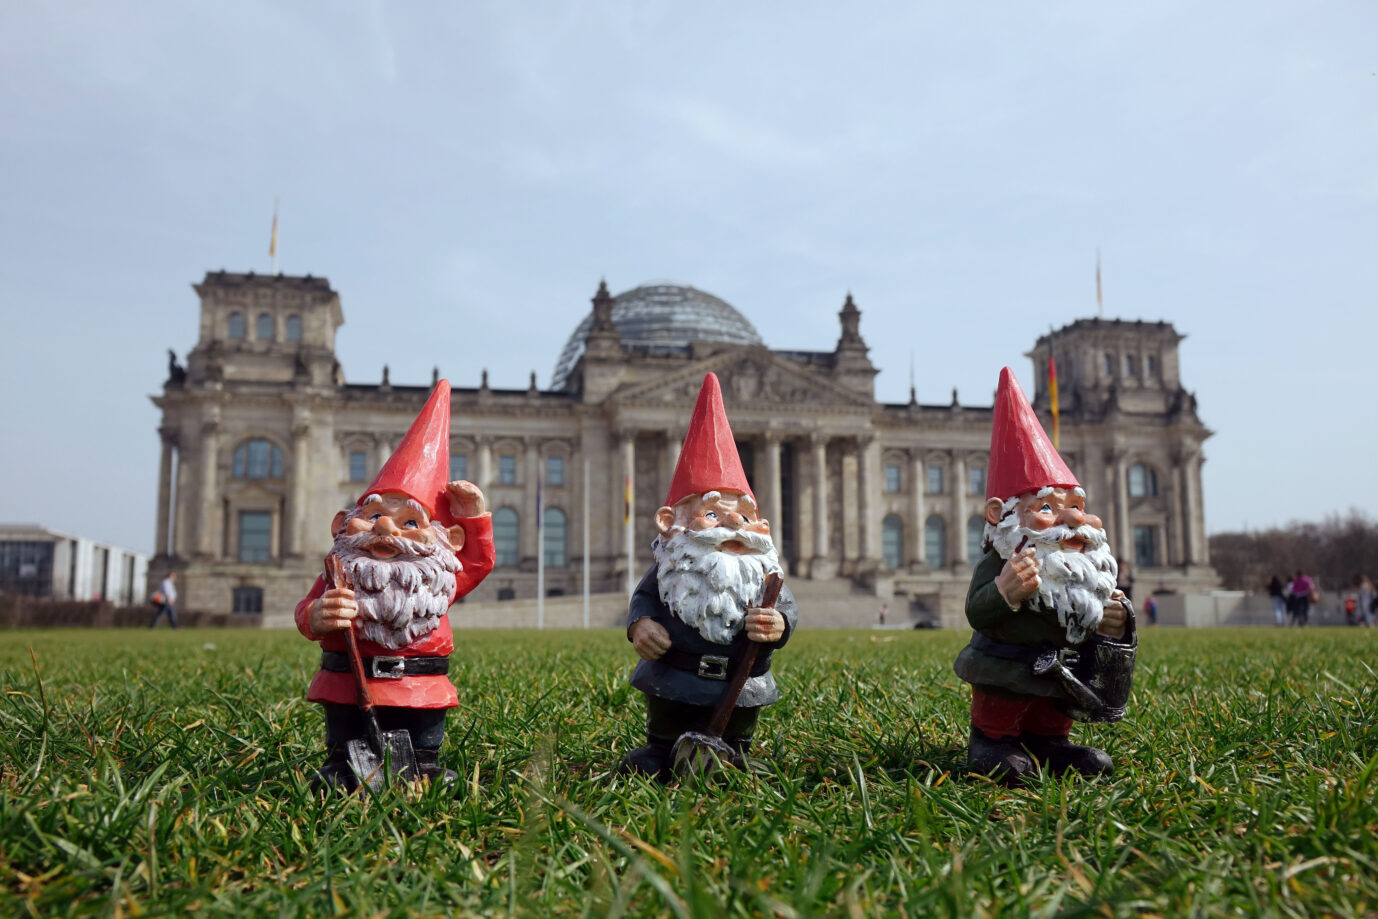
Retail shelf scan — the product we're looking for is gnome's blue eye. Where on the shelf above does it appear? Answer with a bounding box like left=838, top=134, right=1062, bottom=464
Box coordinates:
left=1040, top=504, right=1052, bottom=512
left=404, top=520, right=419, bottom=529
left=706, top=512, right=718, bottom=520
left=370, top=513, right=383, bottom=522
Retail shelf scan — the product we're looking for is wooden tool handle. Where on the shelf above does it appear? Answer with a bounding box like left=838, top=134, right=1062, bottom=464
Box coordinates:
left=326, top=555, right=376, bottom=715
left=706, top=572, right=784, bottom=737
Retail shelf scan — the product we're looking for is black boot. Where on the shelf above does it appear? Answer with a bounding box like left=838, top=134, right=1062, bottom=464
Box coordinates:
left=616, top=737, right=674, bottom=783
left=414, top=748, right=459, bottom=788
left=967, top=728, right=1035, bottom=785
left=311, top=749, right=360, bottom=794
left=1019, top=732, right=1113, bottom=778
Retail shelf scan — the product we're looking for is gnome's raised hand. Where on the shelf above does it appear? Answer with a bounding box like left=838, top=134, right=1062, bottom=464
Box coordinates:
left=446, top=480, right=486, bottom=518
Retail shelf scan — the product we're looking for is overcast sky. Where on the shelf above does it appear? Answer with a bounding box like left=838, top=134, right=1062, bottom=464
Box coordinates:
left=2, top=1, right=1374, bottom=554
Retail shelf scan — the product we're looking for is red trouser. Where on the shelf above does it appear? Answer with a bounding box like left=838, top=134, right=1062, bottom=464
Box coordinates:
left=971, top=687, right=1072, bottom=739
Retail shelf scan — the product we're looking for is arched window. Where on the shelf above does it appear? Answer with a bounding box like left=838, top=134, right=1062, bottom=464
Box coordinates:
left=924, top=515, right=947, bottom=568
left=967, top=515, right=987, bottom=561
left=256, top=313, right=275, bottom=340
left=543, top=508, right=567, bottom=567
left=233, top=439, right=284, bottom=479
left=1128, top=463, right=1159, bottom=498
left=285, top=314, right=302, bottom=341
left=493, top=507, right=519, bottom=567
left=881, top=514, right=903, bottom=569
left=228, top=312, right=246, bottom=339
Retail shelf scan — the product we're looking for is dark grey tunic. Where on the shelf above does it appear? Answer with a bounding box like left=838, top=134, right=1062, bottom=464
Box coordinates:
left=626, top=566, right=797, bottom=708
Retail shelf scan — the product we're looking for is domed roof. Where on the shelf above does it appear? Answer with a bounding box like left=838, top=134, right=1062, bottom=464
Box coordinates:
left=551, top=282, right=763, bottom=389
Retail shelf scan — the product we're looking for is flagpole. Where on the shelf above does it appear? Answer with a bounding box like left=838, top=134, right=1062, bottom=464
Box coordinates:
left=269, top=196, right=280, bottom=274
left=625, top=473, right=634, bottom=599
left=536, top=478, right=544, bottom=629
left=582, top=454, right=590, bottom=629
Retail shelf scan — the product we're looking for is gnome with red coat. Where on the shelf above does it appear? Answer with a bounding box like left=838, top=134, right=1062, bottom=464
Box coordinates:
left=295, top=380, right=495, bottom=791
left=955, top=367, right=1133, bottom=784
left=618, top=373, right=798, bottom=781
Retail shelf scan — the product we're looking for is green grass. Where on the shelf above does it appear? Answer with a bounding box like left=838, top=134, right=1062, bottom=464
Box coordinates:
left=1, top=626, right=1375, bottom=917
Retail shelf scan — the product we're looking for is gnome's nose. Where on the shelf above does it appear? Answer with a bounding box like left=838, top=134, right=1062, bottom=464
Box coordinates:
left=373, top=516, right=401, bottom=536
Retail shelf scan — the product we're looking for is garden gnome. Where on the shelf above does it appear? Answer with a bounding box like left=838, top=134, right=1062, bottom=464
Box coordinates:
left=954, top=367, right=1130, bottom=783
left=618, top=373, right=797, bottom=781
left=295, top=380, right=495, bottom=791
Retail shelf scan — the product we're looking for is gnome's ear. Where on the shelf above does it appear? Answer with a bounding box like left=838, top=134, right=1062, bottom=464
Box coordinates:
left=984, top=497, right=1008, bottom=527
left=654, top=506, right=677, bottom=536
left=331, top=509, right=350, bottom=537
left=445, top=524, right=466, bottom=554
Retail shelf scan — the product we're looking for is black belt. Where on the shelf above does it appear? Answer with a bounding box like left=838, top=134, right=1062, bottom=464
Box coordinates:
left=320, top=651, right=450, bottom=680
left=659, top=648, right=769, bottom=681
left=970, top=632, right=1051, bottom=664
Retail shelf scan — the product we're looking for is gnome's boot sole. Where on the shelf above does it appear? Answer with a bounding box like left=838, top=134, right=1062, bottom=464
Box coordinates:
left=311, top=754, right=361, bottom=794
left=966, top=728, right=1035, bottom=786
left=1019, top=732, right=1114, bottom=778
left=616, top=740, right=674, bottom=784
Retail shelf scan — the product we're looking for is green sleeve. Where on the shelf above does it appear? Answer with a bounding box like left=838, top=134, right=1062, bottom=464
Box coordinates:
left=965, top=551, right=1017, bottom=631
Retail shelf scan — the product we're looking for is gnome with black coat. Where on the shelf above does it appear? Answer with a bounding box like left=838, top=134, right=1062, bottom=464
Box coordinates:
left=618, top=373, right=797, bottom=781
left=955, top=367, right=1132, bottom=783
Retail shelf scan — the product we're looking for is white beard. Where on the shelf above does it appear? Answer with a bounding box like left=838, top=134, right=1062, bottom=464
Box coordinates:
left=986, top=507, right=1117, bottom=645
left=653, top=526, right=783, bottom=645
left=331, top=524, right=462, bottom=649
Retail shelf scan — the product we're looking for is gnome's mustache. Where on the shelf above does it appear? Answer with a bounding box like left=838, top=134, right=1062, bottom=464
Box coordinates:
left=338, top=531, right=436, bottom=558
left=678, top=525, right=776, bottom=555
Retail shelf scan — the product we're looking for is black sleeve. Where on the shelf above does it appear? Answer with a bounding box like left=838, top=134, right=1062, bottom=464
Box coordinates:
left=770, top=583, right=798, bottom=650
left=625, top=566, right=664, bottom=639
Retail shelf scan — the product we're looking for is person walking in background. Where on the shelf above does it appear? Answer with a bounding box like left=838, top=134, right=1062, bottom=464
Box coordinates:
left=1289, top=570, right=1315, bottom=627
left=149, top=571, right=178, bottom=629
left=1355, top=574, right=1374, bottom=628
left=1267, top=575, right=1286, bottom=627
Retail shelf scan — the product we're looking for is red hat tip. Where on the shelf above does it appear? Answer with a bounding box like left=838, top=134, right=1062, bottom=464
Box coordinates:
left=985, top=366, right=1078, bottom=501
left=663, top=373, right=754, bottom=508
left=360, top=378, right=453, bottom=521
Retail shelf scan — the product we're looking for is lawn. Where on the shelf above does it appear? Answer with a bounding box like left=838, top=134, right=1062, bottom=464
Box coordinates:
left=0, top=626, right=1374, bottom=917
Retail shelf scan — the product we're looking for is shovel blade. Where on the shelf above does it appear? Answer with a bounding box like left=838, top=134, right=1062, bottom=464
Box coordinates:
left=671, top=731, right=739, bottom=779
left=345, top=729, right=418, bottom=792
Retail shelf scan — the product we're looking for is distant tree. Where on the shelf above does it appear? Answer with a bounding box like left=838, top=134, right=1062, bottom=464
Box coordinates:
left=1209, top=510, right=1378, bottom=593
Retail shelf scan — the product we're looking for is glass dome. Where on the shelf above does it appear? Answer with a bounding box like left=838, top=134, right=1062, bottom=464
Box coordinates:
left=551, top=282, right=763, bottom=389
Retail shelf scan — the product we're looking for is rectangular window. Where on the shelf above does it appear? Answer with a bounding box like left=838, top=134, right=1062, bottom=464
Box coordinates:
left=883, top=464, right=901, bottom=493
left=1104, top=352, right=1114, bottom=375
left=968, top=466, right=986, bottom=496
left=232, top=586, right=264, bottom=613
left=498, top=455, right=516, bottom=485
left=926, top=466, right=944, bottom=495
left=1147, top=354, right=1158, bottom=376
left=450, top=454, right=468, bottom=482
left=349, top=451, right=367, bottom=483
left=1125, top=354, right=1137, bottom=376
left=238, top=511, right=273, bottom=563
left=1133, top=525, right=1156, bottom=568
left=547, top=456, right=564, bottom=486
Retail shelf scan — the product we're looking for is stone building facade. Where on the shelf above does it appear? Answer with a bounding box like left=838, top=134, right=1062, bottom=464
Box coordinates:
left=150, top=272, right=1216, bottom=626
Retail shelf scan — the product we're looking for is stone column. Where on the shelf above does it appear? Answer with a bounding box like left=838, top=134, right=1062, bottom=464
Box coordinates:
left=198, top=415, right=220, bottom=558
left=155, top=428, right=175, bottom=557
left=620, top=431, right=636, bottom=594
left=173, top=436, right=192, bottom=559
left=762, top=433, right=783, bottom=555
left=476, top=437, right=493, bottom=494
left=857, top=434, right=881, bottom=565
left=841, top=441, right=859, bottom=565
left=1114, top=451, right=1131, bottom=556
left=289, top=411, right=310, bottom=558
left=952, top=450, right=968, bottom=565
left=910, top=450, right=926, bottom=568
left=662, top=429, right=681, bottom=499
left=810, top=434, right=834, bottom=578
left=1183, top=448, right=1206, bottom=565
left=1169, top=461, right=1186, bottom=566
left=522, top=438, right=540, bottom=562
left=373, top=434, right=392, bottom=484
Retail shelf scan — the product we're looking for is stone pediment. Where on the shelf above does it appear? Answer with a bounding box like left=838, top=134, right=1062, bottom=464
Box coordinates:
left=610, top=347, right=872, bottom=409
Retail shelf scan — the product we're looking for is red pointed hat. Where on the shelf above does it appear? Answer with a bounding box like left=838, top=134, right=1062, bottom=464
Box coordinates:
left=986, top=366, right=1079, bottom=500
left=664, top=373, right=754, bottom=508
left=361, top=380, right=452, bottom=521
